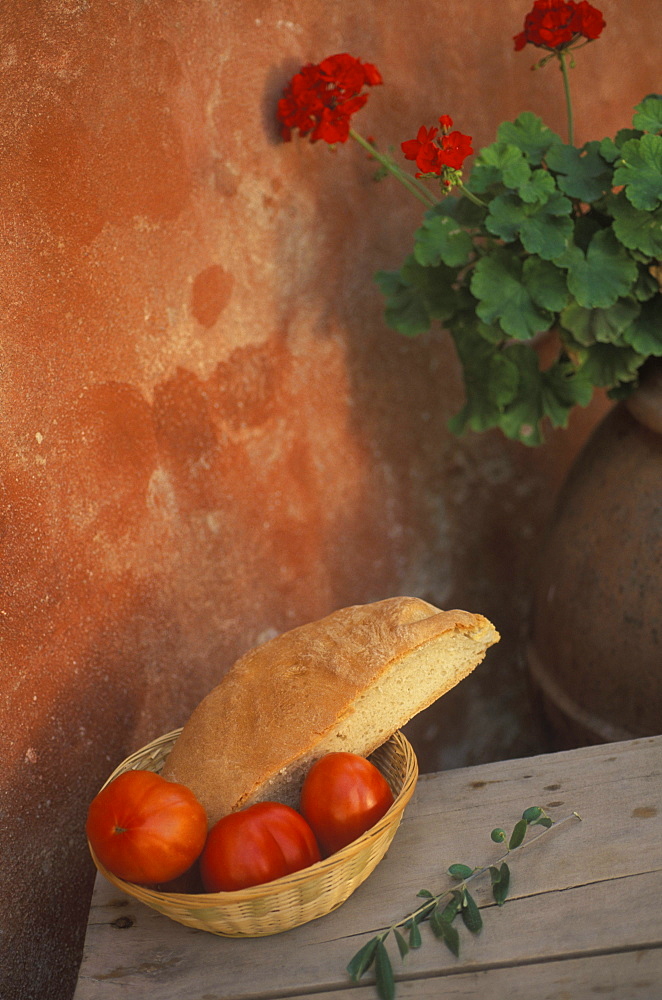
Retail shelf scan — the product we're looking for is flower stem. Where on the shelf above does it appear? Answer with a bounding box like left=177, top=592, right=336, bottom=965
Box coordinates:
left=457, top=181, right=488, bottom=209
left=349, top=128, right=437, bottom=207
left=558, top=51, right=574, bottom=145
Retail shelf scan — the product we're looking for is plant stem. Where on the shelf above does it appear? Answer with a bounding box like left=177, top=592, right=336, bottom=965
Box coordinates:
left=558, top=51, right=574, bottom=145
left=349, top=128, right=438, bottom=207
left=457, top=181, right=488, bottom=209
left=382, top=811, right=582, bottom=940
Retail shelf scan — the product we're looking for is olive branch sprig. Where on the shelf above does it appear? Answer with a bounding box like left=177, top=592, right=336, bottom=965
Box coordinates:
left=347, top=805, right=582, bottom=1000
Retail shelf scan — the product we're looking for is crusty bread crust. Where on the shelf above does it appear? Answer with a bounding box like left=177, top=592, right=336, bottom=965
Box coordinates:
left=162, top=597, right=499, bottom=827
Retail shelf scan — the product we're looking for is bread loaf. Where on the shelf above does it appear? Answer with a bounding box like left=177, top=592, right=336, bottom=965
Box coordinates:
left=162, top=597, right=499, bottom=827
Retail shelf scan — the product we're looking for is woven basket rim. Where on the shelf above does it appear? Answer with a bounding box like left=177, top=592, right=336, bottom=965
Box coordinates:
left=89, top=728, right=418, bottom=906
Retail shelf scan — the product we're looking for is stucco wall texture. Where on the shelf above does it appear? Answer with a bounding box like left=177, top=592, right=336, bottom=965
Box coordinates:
left=1, top=1, right=658, bottom=997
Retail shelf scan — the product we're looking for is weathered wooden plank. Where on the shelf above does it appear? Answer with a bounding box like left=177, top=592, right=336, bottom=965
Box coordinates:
left=73, top=870, right=662, bottom=999
left=73, top=736, right=662, bottom=1000
left=293, top=948, right=662, bottom=1000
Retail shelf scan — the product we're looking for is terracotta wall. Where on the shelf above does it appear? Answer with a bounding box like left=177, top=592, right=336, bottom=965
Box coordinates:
left=1, top=1, right=657, bottom=997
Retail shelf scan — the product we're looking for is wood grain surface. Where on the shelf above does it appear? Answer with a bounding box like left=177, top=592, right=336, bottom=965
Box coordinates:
left=74, top=735, right=662, bottom=1000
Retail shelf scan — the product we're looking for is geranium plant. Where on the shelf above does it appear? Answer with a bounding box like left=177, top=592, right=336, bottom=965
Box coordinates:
left=277, top=2, right=662, bottom=444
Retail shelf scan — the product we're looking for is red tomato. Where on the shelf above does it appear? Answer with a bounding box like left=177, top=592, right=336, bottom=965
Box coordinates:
left=86, top=770, right=208, bottom=885
left=300, top=752, right=394, bottom=856
left=200, top=802, right=321, bottom=892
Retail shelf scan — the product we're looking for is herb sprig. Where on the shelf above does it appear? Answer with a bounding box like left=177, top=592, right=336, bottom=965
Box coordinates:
left=347, top=805, right=581, bottom=1000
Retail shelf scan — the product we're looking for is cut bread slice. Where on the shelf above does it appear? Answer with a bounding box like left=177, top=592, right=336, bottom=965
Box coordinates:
left=162, top=597, right=499, bottom=827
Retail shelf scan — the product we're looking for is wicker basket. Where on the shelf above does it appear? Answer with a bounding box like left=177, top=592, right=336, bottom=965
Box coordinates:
left=88, top=728, right=418, bottom=937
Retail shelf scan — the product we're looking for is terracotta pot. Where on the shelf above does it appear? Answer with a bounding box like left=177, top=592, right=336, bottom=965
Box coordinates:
left=527, top=361, right=662, bottom=746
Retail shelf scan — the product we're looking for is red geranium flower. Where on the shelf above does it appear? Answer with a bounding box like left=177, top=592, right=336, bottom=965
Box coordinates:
left=440, top=130, right=474, bottom=170
left=402, top=125, right=441, bottom=174
left=513, top=0, right=605, bottom=52
left=402, top=122, right=473, bottom=178
left=277, top=53, right=382, bottom=143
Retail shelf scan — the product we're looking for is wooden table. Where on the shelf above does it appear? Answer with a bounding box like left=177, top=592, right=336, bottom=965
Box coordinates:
left=74, top=735, right=662, bottom=1000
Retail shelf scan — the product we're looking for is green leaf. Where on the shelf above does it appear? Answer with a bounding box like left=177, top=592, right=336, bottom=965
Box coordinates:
left=492, top=863, right=511, bottom=906
left=536, top=816, right=554, bottom=828
left=375, top=940, right=395, bottom=1000
left=541, top=360, right=594, bottom=428
left=491, top=828, right=507, bottom=844
left=508, top=818, right=528, bottom=850
left=448, top=863, right=475, bottom=880
left=347, top=937, right=379, bottom=981
left=522, top=806, right=543, bottom=824
left=408, top=920, right=422, bottom=949
left=413, top=213, right=474, bottom=268
left=461, top=891, right=483, bottom=934
left=517, top=168, right=557, bottom=205
left=376, top=256, right=458, bottom=336
left=560, top=229, right=639, bottom=308
left=429, top=908, right=445, bottom=939
left=497, top=344, right=547, bottom=445
left=486, top=191, right=573, bottom=259
left=560, top=297, right=641, bottom=346
left=496, top=111, right=563, bottom=165
left=545, top=141, right=612, bottom=202
left=469, top=142, right=531, bottom=193
left=523, top=256, right=571, bottom=312
left=440, top=892, right=463, bottom=923
left=417, top=889, right=434, bottom=898
left=376, top=267, right=430, bottom=337
left=610, top=191, right=662, bottom=259
left=394, top=929, right=409, bottom=959
left=580, top=342, right=645, bottom=387
left=471, top=251, right=555, bottom=339
left=622, top=296, right=662, bottom=356
left=632, top=94, right=662, bottom=134
left=447, top=318, right=520, bottom=436
left=613, top=133, right=662, bottom=210
left=441, top=919, right=461, bottom=957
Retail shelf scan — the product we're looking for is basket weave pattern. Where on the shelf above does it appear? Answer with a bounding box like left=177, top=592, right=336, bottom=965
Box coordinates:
left=88, top=728, right=418, bottom=937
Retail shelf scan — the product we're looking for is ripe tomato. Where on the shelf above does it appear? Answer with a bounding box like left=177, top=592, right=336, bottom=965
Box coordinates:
left=86, top=769, right=208, bottom=885
left=300, top=752, right=394, bottom=856
left=200, top=801, right=321, bottom=892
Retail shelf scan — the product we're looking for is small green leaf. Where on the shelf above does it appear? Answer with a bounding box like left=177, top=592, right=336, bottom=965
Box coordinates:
left=622, top=296, right=662, bottom=356
left=375, top=267, right=431, bottom=337
left=560, top=297, right=641, bottom=346
left=580, top=342, right=645, bottom=387
left=413, top=213, right=474, bottom=268
left=546, top=141, right=612, bottom=202
left=536, top=816, right=554, bottom=829
left=441, top=919, right=461, bottom=957
left=347, top=937, right=379, bottom=982
left=560, top=229, right=639, bottom=308
left=522, top=806, right=543, bottom=823
left=632, top=93, right=662, bottom=134
left=375, top=941, right=395, bottom=1000
left=493, top=863, right=511, bottom=906
left=610, top=191, right=662, bottom=259
left=417, top=889, right=434, bottom=898
left=440, top=892, right=462, bottom=923
left=394, top=929, right=409, bottom=959
left=448, top=863, right=475, bottom=880
left=496, top=111, right=563, bottom=165
left=469, top=141, right=531, bottom=192
left=517, top=167, right=557, bottom=204
left=613, top=133, right=662, bottom=210
left=408, top=920, right=422, bottom=949
left=429, top=908, right=445, bottom=939
left=491, top=828, right=507, bottom=843
left=509, top=818, right=528, bottom=850
left=461, top=890, right=483, bottom=934
left=471, top=250, right=556, bottom=340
